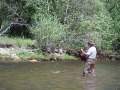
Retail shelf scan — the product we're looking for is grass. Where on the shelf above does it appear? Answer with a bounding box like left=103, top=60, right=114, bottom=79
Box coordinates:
left=0, top=37, right=77, bottom=61
left=0, top=37, right=36, bottom=49
left=17, top=52, right=77, bottom=61
left=0, top=54, right=10, bottom=58
left=17, top=52, right=46, bottom=59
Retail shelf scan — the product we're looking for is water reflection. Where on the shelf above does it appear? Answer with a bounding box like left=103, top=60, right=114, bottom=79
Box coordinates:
left=84, top=76, right=96, bottom=90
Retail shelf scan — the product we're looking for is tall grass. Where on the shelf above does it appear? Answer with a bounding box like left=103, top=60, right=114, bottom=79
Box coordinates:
left=0, top=37, right=36, bottom=49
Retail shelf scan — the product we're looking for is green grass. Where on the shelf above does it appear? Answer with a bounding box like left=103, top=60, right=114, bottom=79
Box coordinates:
left=0, top=37, right=36, bottom=49
left=17, top=53, right=77, bottom=61
left=0, top=54, right=10, bottom=58
left=17, top=53, right=46, bottom=59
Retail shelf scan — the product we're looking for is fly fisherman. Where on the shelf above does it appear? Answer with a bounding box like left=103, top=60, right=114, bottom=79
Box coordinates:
left=81, top=40, right=97, bottom=76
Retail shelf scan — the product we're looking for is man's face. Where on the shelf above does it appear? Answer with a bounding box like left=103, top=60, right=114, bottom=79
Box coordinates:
left=88, top=43, right=92, bottom=47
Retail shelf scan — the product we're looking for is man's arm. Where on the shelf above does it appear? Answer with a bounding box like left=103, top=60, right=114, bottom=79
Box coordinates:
left=80, top=49, right=86, bottom=55
left=81, top=48, right=91, bottom=57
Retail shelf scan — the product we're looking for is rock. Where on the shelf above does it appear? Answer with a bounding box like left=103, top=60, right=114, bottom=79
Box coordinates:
left=29, top=59, right=38, bottom=62
left=11, top=54, right=21, bottom=61
left=0, top=48, right=10, bottom=55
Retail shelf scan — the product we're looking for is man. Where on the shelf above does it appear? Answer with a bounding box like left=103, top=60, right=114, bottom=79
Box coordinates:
left=81, top=40, right=97, bottom=76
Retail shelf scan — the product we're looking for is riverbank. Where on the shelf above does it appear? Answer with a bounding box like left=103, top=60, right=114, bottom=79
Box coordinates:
left=0, top=37, right=119, bottom=62
left=0, top=49, right=78, bottom=62
left=0, top=47, right=120, bottom=62
left=0, top=51, right=119, bottom=63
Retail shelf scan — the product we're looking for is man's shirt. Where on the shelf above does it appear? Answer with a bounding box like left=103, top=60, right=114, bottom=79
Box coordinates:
left=86, top=46, right=97, bottom=59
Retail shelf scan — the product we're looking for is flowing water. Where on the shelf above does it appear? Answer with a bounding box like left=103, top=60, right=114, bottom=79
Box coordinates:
left=0, top=60, right=120, bottom=90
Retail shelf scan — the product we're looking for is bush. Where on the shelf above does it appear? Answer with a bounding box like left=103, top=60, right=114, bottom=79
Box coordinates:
left=33, top=15, right=67, bottom=51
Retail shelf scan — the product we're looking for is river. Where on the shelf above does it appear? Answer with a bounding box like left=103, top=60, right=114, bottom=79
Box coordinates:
left=0, top=60, right=119, bottom=90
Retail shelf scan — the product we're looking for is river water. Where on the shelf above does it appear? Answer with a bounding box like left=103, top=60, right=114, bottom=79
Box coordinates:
left=0, top=60, right=119, bottom=90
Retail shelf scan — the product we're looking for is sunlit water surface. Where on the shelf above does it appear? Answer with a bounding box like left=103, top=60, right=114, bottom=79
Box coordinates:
left=0, top=60, right=120, bottom=90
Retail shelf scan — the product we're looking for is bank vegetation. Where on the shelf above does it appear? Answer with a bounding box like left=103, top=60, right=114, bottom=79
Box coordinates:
left=0, top=0, right=120, bottom=61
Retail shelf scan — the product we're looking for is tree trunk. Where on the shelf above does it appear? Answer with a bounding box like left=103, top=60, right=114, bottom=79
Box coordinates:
left=0, top=16, right=2, bottom=30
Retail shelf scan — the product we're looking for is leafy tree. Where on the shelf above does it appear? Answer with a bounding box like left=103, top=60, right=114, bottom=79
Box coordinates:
left=30, top=0, right=113, bottom=51
left=101, top=0, right=120, bottom=53
left=0, top=0, right=36, bottom=28
left=0, top=0, right=119, bottom=53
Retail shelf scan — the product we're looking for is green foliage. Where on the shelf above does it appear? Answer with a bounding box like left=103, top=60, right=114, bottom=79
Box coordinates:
left=100, top=0, right=120, bottom=53
left=0, top=0, right=35, bottom=25
left=32, top=0, right=114, bottom=51
left=0, top=0, right=120, bottom=54
left=33, top=15, right=66, bottom=49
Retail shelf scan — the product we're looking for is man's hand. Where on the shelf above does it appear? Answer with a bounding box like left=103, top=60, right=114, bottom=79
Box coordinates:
left=81, top=49, right=84, bottom=52
left=80, top=49, right=86, bottom=55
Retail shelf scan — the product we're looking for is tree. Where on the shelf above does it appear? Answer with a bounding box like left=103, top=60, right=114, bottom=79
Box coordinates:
left=101, top=0, right=120, bottom=53
left=31, top=0, right=113, bottom=51
left=0, top=0, right=119, bottom=53
left=0, top=0, right=36, bottom=37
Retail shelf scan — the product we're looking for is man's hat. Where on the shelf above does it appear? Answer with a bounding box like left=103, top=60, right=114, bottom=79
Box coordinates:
left=88, top=40, right=95, bottom=45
